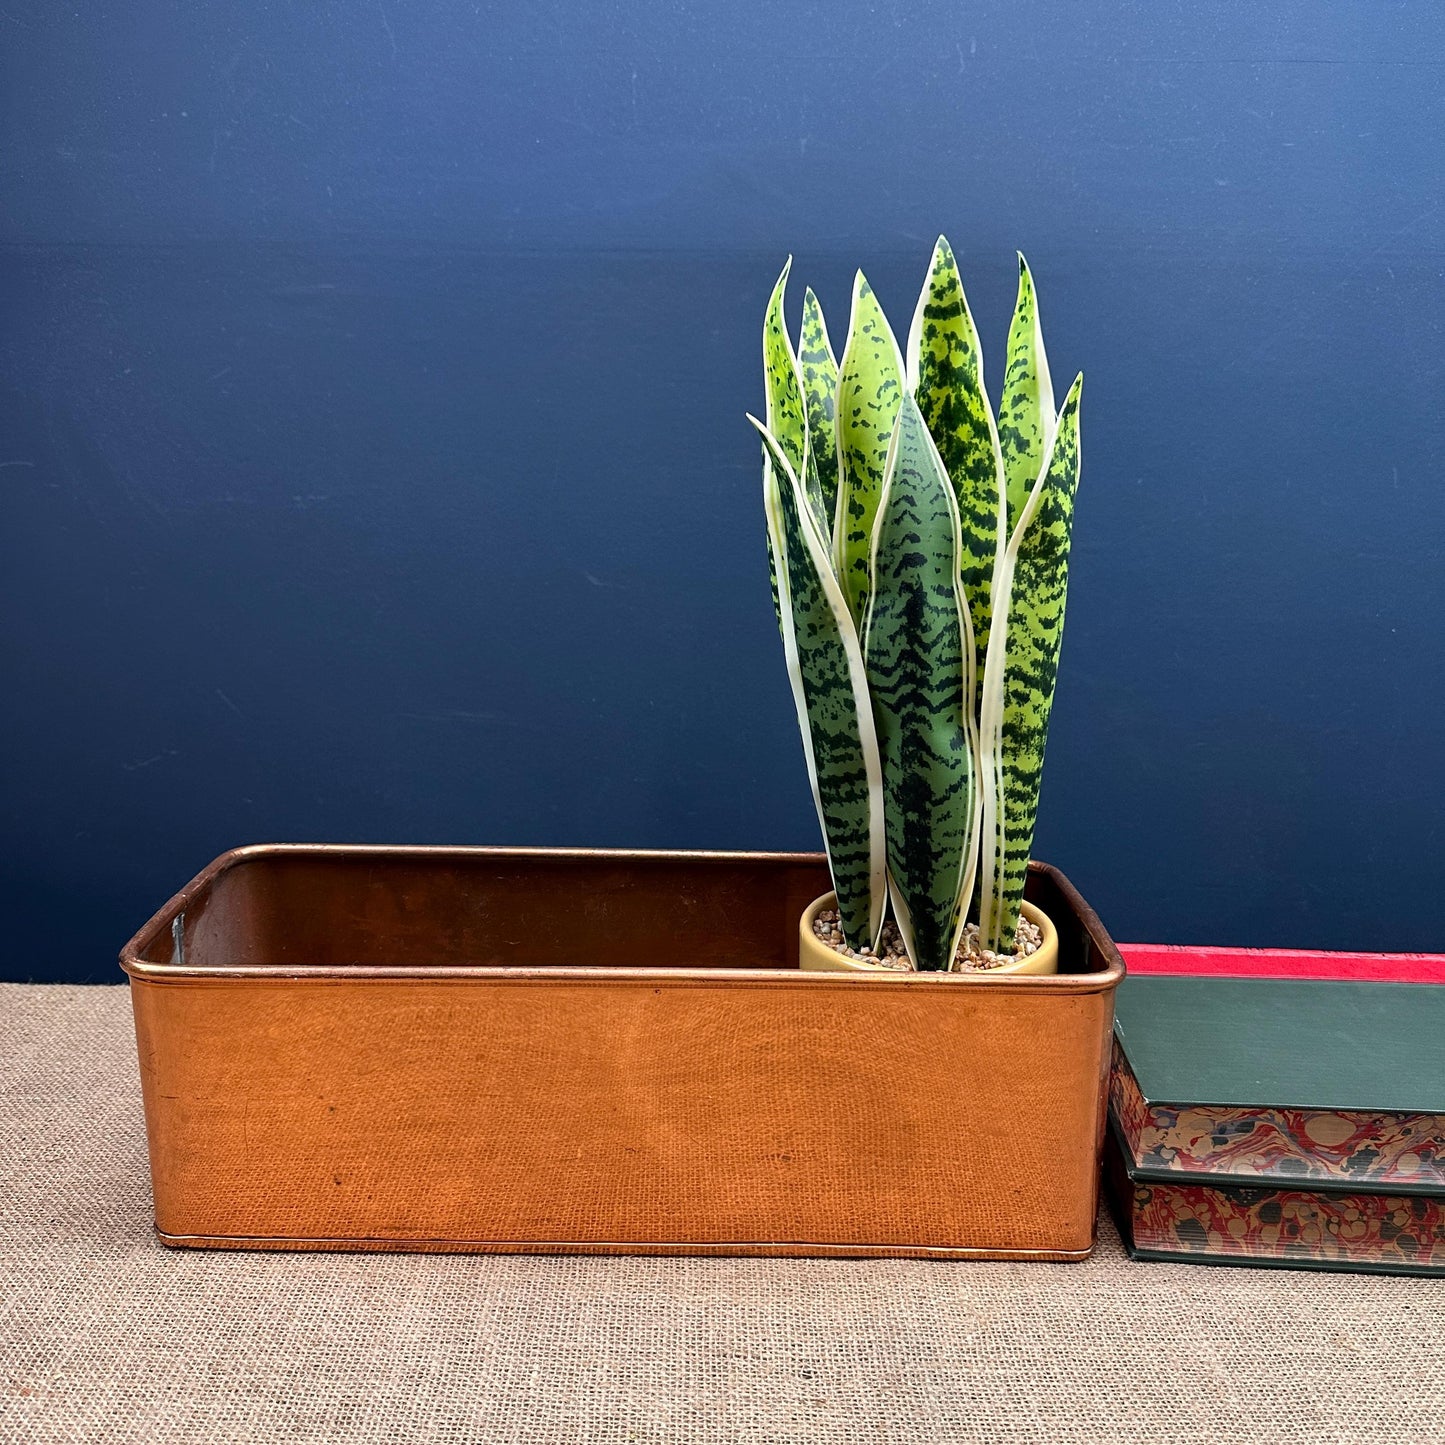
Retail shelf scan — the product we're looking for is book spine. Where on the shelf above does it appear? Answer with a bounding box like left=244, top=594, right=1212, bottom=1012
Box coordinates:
left=1118, top=944, right=1445, bottom=984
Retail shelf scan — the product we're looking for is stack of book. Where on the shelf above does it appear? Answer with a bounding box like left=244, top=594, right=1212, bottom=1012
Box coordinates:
left=1106, top=948, right=1444, bottom=1276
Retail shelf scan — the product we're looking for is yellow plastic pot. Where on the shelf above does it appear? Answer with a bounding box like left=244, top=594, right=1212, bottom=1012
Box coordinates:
left=798, top=892, right=1059, bottom=976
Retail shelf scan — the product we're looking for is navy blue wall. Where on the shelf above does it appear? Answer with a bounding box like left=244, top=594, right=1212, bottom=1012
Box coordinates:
left=2, top=3, right=1442, bottom=980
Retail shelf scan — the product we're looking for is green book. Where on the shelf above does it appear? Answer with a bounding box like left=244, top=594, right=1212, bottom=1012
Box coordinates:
left=1107, top=976, right=1444, bottom=1275
left=1116, top=976, right=1445, bottom=1116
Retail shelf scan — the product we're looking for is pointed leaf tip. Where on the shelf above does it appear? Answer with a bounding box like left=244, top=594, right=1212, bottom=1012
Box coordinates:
left=1059, top=372, right=1083, bottom=413
left=835, top=270, right=906, bottom=622
left=908, top=235, right=1001, bottom=720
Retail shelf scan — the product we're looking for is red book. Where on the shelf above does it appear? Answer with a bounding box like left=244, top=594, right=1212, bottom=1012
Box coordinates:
left=1119, top=943, right=1445, bottom=985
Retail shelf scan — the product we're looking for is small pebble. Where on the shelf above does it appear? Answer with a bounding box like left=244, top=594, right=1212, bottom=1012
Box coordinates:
left=812, top=907, right=1041, bottom=972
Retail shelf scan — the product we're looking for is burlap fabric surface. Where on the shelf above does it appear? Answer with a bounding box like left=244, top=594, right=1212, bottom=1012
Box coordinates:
left=2, top=985, right=1439, bottom=1444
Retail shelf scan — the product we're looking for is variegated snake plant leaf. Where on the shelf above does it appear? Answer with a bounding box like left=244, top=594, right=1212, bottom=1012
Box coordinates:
left=799, top=287, right=840, bottom=540
left=862, top=391, right=978, bottom=973
left=906, top=235, right=1006, bottom=728
left=750, top=411, right=886, bottom=952
left=977, top=374, right=1083, bottom=954
left=834, top=273, right=905, bottom=628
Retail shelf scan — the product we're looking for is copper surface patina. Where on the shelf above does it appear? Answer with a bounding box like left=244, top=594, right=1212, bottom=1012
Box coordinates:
left=122, top=847, right=1124, bottom=1259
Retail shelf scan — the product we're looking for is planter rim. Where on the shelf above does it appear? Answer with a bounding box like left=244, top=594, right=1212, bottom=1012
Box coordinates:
left=120, top=844, right=1124, bottom=995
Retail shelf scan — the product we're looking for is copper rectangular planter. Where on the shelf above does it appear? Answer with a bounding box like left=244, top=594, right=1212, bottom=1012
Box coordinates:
left=121, top=846, right=1125, bottom=1259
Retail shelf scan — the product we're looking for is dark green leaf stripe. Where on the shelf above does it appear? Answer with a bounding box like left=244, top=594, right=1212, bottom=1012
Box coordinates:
left=799, top=287, right=840, bottom=542
left=750, top=416, right=885, bottom=951
left=863, top=393, right=976, bottom=972
left=996, top=255, right=1056, bottom=539
left=908, top=236, right=1006, bottom=720
left=834, top=273, right=905, bottom=626
left=984, top=374, right=1083, bottom=953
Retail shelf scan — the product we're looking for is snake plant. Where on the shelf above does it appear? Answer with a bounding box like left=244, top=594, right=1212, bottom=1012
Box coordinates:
left=749, top=239, right=1082, bottom=971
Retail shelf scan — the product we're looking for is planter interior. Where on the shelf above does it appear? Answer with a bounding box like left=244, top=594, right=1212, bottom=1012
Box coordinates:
left=122, top=846, right=1124, bottom=1259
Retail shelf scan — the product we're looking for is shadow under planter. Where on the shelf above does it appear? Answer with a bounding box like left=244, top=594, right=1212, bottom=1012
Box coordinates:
left=121, top=846, right=1125, bottom=1259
